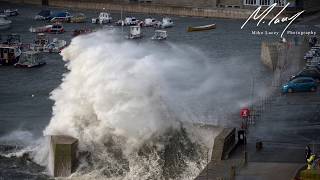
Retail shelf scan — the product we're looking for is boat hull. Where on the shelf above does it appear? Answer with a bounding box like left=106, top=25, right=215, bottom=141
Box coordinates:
left=187, top=24, right=216, bottom=32
left=14, top=62, right=46, bottom=68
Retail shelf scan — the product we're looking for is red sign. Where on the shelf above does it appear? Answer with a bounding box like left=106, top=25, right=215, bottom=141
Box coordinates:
left=240, top=108, right=250, bottom=118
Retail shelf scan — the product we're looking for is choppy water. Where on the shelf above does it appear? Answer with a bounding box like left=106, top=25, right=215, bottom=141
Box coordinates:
left=0, top=2, right=315, bottom=179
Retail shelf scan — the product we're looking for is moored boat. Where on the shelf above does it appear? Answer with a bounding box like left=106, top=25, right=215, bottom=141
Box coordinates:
left=70, top=13, right=86, bottom=23
left=151, top=30, right=167, bottom=40
left=0, top=45, right=21, bottom=65
left=34, top=10, right=51, bottom=20
left=30, top=33, right=49, bottom=52
left=3, top=9, right=18, bottom=16
left=0, top=15, right=11, bottom=30
left=92, top=12, right=112, bottom=24
left=158, top=17, right=174, bottom=29
left=50, top=12, right=72, bottom=23
left=44, top=38, right=67, bottom=53
left=29, top=25, right=52, bottom=33
left=48, top=23, right=64, bottom=34
left=126, top=26, right=142, bottom=39
left=187, top=24, right=216, bottom=32
left=144, top=18, right=157, bottom=27
left=14, top=51, right=45, bottom=68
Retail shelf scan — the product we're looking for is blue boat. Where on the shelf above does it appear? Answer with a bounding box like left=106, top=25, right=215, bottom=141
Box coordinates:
left=49, top=12, right=72, bottom=23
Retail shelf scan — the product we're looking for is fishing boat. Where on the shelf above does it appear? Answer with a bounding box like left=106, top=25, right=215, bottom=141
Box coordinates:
left=151, top=30, right=167, bottom=40
left=144, top=18, right=157, bottom=27
left=0, top=45, right=21, bottom=65
left=14, top=51, right=46, bottom=68
left=48, top=23, right=64, bottom=34
left=34, top=10, right=51, bottom=20
left=158, top=17, right=174, bottom=29
left=3, top=9, right=18, bottom=16
left=4, top=34, right=21, bottom=47
left=0, top=15, right=11, bottom=30
left=187, top=24, right=216, bottom=32
left=126, top=26, right=142, bottom=39
left=44, top=38, right=67, bottom=53
left=124, top=17, right=139, bottom=26
left=29, top=25, right=52, bottom=33
left=30, top=33, right=49, bottom=52
left=50, top=12, right=72, bottom=23
left=70, top=13, right=86, bottom=23
left=92, top=12, right=112, bottom=24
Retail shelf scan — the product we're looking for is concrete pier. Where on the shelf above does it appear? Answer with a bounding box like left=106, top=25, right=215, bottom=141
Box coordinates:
left=49, top=135, right=78, bottom=177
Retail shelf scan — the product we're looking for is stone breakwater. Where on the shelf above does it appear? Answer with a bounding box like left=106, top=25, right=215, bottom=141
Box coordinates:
left=1, top=0, right=257, bottom=19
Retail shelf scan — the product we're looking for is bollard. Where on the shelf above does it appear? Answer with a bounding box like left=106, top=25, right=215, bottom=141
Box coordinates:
left=256, top=141, right=263, bottom=151
left=49, top=135, right=78, bottom=177
left=230, top=166, right=236, bottom=180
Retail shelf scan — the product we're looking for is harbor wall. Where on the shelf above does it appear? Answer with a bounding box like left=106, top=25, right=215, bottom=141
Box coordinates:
left=211, top=127, right=236, bottom=161
left=47, top=0, right=254, bottom=19
left=0, top=0, right=255, bottom=19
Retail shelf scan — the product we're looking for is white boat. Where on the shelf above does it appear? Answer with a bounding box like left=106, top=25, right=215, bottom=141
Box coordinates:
left=30, top=33, right=49, bottom=52
left=34, top=10, right=51, bottom=20
left=29, top=25, right=52, bottom=33
left=92, top=12, right=112, bottom=24
left=159, top=17, right=174, bottom=28
left=144, top=18, right=157, bottom=27
left=44, top=38, right=67, bottom=53
left=50, top=12, right=72, bottom=23
left=0, top=15, right=11, bottom=30
left=151, top=30, right=167, bottom=40
left=14, top=51, right=45, bottom=68
left=126, top=26, right=142, bottom=39
left=48, top=23, right=64, bottom=33
left=124, top=17, right=139, bottom=26
left=0, top=45, right=21, bottom=65
left=3, top=9, right=18, bottom=16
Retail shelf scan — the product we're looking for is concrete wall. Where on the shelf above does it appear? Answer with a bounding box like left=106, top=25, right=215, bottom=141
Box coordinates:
left=211, top=128, right=236, bottom=161
left=261, top=42, right=281, bottom=71
left=44, top=0, right=254, bottom=19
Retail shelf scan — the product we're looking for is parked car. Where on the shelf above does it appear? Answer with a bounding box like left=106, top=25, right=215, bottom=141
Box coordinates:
left=282, top=77, right=317, bottom=93
left=290, top=69, right=320, bottom=82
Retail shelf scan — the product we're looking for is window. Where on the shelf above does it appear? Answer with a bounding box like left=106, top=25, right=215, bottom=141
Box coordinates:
left=274, top=0, right=286, bottom=6
left=244, top=0, right=257, bottom=5
left=260, top=0, right=270, bottom=6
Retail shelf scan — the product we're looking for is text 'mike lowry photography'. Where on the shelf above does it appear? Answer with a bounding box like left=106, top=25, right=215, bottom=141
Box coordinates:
left=0, top=0, right=320, bottom=180
left=241, top=3, right=305, bottom=37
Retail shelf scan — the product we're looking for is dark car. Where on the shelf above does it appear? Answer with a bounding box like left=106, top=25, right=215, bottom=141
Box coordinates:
left=290, top=69, right=320, bottom=82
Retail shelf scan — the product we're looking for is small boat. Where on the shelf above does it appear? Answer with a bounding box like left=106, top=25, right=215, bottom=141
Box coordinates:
left=73, top=29, right=92, bottom=37
left=187, top=24, right=216, bottom=32
left=92, top=12, right=112, bottom=24
left=0, top=15, right=11, bottom=30
left=0, top=45, right=21, bottom=65
left=48, top=23, right=64, bottom=34
left=151, top=30, right=167, bottom=40
left=44, top=38, right=67, bottom=53
left=158, top=17, right=174, bottom=29
left=29, top=25, right=52, bottom=33
left=50, top=12, right=72, bottom=23
left=126, top=26, right=142, bottom=39
left=4, top=34, right=21, bottom=47
left=34, top=10, right=51, bottom=20
left=144, top=18, right=158, bottom=27
left=70, top=13, right=86, bottom=23
left=30, top=33, right=49, bottom=52
left=3, top=9, right=18, bottom=16
left=14, top=51, right=45, bottom=68
left=124, top=17, right=139, bottom=26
